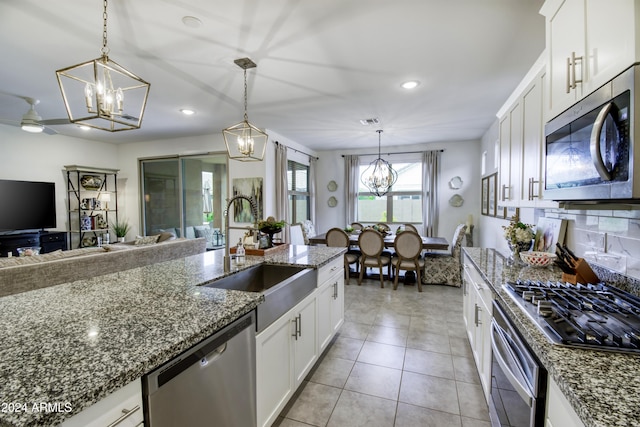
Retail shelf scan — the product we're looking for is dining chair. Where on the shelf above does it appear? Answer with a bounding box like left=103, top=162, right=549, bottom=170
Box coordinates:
left=357, top=229, right=392, bottom=288
left=422, top=224, right=467, bottom=287
left=326, top=227, right=359, bottom=284
left=404, top=223, right=419, bottom=234
left=290, top=223, right=306, bottom=245
left=391, top=231, right=425, bottom=292
left=350, top=222, right=364, bottom=231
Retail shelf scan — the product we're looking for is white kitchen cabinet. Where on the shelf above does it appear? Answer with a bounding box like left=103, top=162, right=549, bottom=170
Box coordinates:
left=317, top=259, right=345, bottom=353
left=541, top=0, right=639, bottom=120
left=462, top=254, right=493, bottom=401
left=498, top=100, right=522, bottom=207
left=61, top=379, right=143, bottom=427
left=497, top=58, right=557, bottom=209
left=545, top=377, right=585, bottom=427
left=256, top=291, right=317, bottom=427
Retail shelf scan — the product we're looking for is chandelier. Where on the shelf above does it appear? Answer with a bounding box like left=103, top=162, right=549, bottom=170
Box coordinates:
left=361, top=130, right=398, bottom=197
left=55, top=0, right=150, bottom=132
left=223, top=58, right=268, bottom=161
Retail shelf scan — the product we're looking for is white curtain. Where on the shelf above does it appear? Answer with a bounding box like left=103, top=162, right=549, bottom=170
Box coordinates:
left=344, top=155, right=359, bottom=225
left=422, top=150, right=440, bottom=237
left=309, top=157, right=317, bottom=226
left=275, top=143, right=290, bottom=242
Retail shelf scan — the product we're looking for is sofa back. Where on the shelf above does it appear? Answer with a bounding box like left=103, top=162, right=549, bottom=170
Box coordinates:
left=0, top=237, right=207, bottom=297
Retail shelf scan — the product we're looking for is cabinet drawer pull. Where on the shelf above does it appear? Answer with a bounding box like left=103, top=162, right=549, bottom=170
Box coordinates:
left=565, top=56, right=571, bottom=93
left=106, top=404, right=140, bottom=427
left=333, top=281, right=338, bottom=299
left=474, top=304, right=482, bottom=327
left=292, top=314, right=302, bottom=340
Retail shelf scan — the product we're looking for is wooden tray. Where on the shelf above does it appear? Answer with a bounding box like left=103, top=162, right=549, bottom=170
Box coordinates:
left=230, top=243, right=289, bottom=256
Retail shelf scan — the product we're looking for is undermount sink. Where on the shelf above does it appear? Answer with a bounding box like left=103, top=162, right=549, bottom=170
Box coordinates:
left=203, top=264, right=317, bottom=332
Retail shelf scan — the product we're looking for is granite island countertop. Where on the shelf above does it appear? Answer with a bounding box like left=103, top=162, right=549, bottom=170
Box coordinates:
left=463, top=247, right=640, bottom=427
left=0, top=244, right=345, bottom=427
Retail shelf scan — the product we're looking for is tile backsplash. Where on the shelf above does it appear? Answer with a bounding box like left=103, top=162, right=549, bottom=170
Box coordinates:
left=542, top=207, right=640, bottom=281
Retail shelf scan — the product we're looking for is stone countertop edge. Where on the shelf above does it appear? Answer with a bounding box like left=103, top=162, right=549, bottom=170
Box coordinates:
left=462, top=247, right=640, bottom=427
left=0, top=245, right=345, bottom=427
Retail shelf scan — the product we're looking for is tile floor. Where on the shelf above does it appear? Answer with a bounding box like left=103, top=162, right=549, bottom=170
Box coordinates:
left=274, top=277, right=491, bottom=427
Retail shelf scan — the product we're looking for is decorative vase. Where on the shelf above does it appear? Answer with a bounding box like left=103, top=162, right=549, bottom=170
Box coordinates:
left=508, top=240, right=532, bottom=265
left=259, top=227, right=282, bottom=248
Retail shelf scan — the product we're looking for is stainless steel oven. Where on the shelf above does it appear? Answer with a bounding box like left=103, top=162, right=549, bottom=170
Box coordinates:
left=544, top=64, right=639, bottom=202
left=489, top=301, right=547, bottom=427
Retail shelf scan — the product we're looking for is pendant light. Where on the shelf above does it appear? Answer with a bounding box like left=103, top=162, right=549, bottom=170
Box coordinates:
left=361, top=130, right=398, bottom=197
left=223, top=58, right=268, bottom=162
left=55, top=0, right=150, bottom=132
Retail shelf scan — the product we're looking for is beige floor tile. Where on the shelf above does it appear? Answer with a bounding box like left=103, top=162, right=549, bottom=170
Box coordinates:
left=461, top=416, right=492, bottom=427
left=404, top=347, right=455, bottom=379
left=395, top=402, right=462, bottom=427
left=344, top=362, right=402, bottom=400
left=399, top=371, right=460, bottom=415
left=406, top=329, right=451, bottom=354
left=456, top=381, right=490, bottom=421
left=327, top=390, right=397, bottom=427
left=366, top=324, right=409, bottom=346
left=338, top=320, right=372, bottom=340
left=452, top=355, right=481, bottom=384
left=373, top=310, right=411, bottom=329
left=357, top=341, right=406, bottom=369
left=449, top=336, right=473, bottom=358
left=272, top=417, right=317, bottom=427
left=325, top=336, right=364, bottom=361
left=284, top=382, right=342, bottom=426
left=309, top=356, right=355, bottom=388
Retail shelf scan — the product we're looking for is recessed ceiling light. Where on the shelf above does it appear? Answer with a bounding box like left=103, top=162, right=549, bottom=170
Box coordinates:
left=182, top=16, right=202, bottom=28
left=401, top=80, right=420, bottom=90
left=180, top=109, right=196, bottom=116
left=360, top=118, right=380, bottom=126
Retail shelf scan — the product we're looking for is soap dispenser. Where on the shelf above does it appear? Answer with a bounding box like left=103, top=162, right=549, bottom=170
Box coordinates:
left=235, top=238, right=245, bottom=265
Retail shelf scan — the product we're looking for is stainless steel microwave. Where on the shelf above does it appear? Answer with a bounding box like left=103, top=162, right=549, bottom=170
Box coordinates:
left=544, top=64, right=639, bottom=201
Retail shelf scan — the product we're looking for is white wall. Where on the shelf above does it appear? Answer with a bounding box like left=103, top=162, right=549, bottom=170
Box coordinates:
left=0, top=125, right=118, bottom=233
left=314, top=139, right=481, bottom=245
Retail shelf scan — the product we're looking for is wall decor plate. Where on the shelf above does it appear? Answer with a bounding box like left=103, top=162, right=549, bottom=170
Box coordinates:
left=449, top=176, right=463, bottom=189
left=328, top=196, right=338, bottom=207
left=449, top=194, right=464, bottom=207
left=327, top=180, right=338, bottom=192
left=80, top=175, right=103, bottom=190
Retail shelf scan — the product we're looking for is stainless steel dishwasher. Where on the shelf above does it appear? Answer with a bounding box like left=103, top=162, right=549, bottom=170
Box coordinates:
left=143, top=311, right=256, bottom=427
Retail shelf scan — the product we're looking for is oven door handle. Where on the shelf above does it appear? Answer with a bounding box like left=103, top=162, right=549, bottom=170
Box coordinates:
left=590, top=102, right=613, bottom=181
left=491, top=320, right=534, bottom=406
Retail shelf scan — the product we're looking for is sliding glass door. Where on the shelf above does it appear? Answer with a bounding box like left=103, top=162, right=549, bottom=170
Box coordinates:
left=140, top=153, right=227, bottom=248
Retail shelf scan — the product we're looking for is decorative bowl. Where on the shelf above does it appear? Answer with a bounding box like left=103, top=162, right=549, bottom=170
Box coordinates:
left=17, top=246, right=41, bottom=256
left=80, top=175, right=103, bottom=190
left=520, top=251, right=556, bottom=267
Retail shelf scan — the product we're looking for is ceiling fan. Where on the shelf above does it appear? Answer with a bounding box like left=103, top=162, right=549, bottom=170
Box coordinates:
left=0, top=96, right=70, bottom=135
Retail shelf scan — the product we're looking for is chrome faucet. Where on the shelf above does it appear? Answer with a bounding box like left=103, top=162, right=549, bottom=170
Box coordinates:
left=224, top=194, right=259, bottom=272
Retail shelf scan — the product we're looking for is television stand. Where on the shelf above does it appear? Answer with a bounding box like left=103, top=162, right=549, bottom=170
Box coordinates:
left=0, top=231, right=68, bottom=257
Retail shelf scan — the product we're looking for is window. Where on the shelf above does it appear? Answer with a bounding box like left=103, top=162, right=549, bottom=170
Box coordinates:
left=140, top=154, right=227, bottom=245
left=288, top=160, right=310, bottom=223
left=357, top=162, right=422, bottom=223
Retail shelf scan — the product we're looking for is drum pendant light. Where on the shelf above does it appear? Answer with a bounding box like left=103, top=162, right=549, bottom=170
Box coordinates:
left=223, top=58, right=268, bottom=161
left=55, top=0, right=150, bottom=132
left=361, top=130, right=398, bottom=197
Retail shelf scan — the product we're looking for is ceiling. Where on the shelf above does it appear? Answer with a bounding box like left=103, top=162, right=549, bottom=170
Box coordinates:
left=0, top=0, right=545, bottom=151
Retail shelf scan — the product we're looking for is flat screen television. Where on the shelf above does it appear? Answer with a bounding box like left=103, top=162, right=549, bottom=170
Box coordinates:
left=0, top=179, right=57, bottom=232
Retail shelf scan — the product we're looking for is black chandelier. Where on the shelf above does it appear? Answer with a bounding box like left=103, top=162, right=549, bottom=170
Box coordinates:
left=360, top=130, right=398, bottom=197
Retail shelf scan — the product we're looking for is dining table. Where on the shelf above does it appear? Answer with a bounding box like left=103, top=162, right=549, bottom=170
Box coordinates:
left=309, top=231, right=449, bottom=251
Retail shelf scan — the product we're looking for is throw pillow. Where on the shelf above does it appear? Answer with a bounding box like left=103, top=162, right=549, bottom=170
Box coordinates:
left=194, top=227, right=214, bottom=243
left=134, top=235, right=160, bottom=245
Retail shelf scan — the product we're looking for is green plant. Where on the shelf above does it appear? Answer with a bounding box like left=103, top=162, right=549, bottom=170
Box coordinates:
left=111, top=218, right=131, bottom=238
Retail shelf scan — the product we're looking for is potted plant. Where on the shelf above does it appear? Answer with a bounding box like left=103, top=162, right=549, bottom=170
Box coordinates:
left=257, top=216, right=286, bottom=248
left=111, top=218, right=131, bottom=243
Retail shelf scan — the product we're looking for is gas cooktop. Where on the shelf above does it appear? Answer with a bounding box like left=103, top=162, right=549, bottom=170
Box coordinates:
left=503, top=280, right=640, bottom=354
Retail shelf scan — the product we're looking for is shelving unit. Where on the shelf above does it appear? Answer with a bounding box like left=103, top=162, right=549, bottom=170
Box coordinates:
left=65, top=165, right=119, bottom=249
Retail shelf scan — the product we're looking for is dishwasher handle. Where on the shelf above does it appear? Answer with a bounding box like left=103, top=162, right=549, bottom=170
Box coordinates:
left=150, top=313, right=253, bottom=390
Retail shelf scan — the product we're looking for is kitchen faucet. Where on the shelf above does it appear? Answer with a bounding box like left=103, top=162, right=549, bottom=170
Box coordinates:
left=224, top=194, right=259, bottom=272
